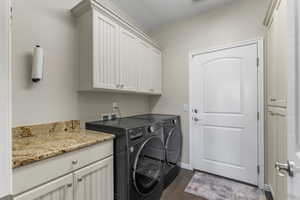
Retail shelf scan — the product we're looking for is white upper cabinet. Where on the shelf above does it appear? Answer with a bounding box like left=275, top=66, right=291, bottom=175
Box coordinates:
left=136, top=40, right=162, bottom=94
left=137, top=39, right=152, bottom=93
left=119, top=28, right=138, bottom=91
left=72, top=0, right=162, bottom=95
left=93, top=12, right=119, bottom=89
left=150, top=47, right=162, bottom=94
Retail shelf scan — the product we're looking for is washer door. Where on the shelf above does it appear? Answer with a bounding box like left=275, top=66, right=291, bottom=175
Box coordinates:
left=165, top=126, right=181, bottom=166
left=133, top=136, right=165, bottom=195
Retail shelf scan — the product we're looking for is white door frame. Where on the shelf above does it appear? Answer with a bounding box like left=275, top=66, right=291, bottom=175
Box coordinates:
left=0, top=0, right=12, bottom=198
left=188, top=38, right=265, bottom=188
left=287, top=0, right=300, bottom=199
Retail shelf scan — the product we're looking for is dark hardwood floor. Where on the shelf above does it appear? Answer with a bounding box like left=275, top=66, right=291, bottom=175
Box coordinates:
left=161, top=169, right=267, bottom=200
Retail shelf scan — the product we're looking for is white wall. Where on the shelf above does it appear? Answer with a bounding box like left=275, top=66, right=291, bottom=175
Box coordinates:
left=150, top=0, right=271, bottom=164
left=0, top=0, right=12, bottom=197
left=12, top=0, right=150, bottom=127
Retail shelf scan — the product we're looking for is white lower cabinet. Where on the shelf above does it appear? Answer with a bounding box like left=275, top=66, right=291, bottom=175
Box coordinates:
left=74, top=157, right=113, bottom=200
left=15, top=157, right=113, bottom=200
left=14, top=174, right=74, bottom=200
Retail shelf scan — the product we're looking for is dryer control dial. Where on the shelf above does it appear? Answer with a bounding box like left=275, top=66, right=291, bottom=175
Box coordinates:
left=149, top=126, right=155, bottom=133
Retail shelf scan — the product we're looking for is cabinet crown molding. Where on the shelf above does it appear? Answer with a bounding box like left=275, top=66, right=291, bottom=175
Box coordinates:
left=71, top=0, right=161, bottom=50
left=263, top=0, right=281, bottom=27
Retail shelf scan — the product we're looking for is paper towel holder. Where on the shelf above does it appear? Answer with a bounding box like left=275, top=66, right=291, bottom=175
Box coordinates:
left=32, top=45, right=44, bottom=83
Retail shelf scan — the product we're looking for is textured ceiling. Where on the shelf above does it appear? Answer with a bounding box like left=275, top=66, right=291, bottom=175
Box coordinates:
left=110, top=0, right=234, bottom=32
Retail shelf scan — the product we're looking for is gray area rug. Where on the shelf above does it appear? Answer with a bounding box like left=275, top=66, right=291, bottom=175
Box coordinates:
left=184, top=172, right=262, bottom=200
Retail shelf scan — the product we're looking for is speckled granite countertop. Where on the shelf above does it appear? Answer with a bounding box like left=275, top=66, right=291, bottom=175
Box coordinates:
left=12, top=120, right=114, bottom=168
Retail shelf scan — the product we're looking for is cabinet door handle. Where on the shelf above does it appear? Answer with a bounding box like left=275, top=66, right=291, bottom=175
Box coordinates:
left=270, top=98, right=277, bottom=102
left=67, top=183, right=73, bottom=188
left=269, top=111, right=286, bottom=117
left=78, top=178, right=83, bottom=182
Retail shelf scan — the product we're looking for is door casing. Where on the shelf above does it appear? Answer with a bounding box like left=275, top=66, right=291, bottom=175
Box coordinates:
left=188, top=38, right=265, bottom=188
left=287, top=0, right=300, bottom=199
left=0, top=0, right=12, bottom=198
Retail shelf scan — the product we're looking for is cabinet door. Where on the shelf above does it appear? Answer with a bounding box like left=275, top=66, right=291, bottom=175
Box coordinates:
left=14, top=174, right=73, bottom=200
left=137, top=40, right=152, bottom=93
left=74, top=156, right=113, bottom=200
left=267, top=0, right=288, bottom=107
left=150, top=48, right=162, bottom=94
left=267, top=15, right=277, bottom=106
left=274, top=0, right=288, bottom=107
left=267, top=107, right=287, bottom=200
left=93, top=12, right=119, bottom=89
left=119, top=28, right=138, bottom=91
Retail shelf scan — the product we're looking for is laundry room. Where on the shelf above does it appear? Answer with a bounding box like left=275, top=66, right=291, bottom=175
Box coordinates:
left=0, top=0, right=299, bottom=200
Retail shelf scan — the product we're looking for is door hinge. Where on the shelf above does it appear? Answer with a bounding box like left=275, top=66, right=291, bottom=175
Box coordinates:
left=257, top=57, right=260, bottom=67
left=257, top=112, right=260, bottom=121
left=257, top=165, right=260, bottom=174
left=10, top=6, right=13, bottom=19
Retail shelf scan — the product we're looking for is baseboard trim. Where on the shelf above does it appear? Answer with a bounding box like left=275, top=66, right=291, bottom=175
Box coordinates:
left=180, top=162, right=193, bottom=170
left=0, top=195, right=13, bottom=200
left=263, top=184, right=274, bottom=200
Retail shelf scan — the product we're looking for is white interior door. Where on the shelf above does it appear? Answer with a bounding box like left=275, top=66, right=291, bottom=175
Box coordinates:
left=285, top=0, right=300, bottom=199
left=190, top=43, right=259, bottom=185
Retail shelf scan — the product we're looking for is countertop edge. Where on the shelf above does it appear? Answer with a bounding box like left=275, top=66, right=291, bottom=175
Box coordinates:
left=12, top=134, right=114, bottom=169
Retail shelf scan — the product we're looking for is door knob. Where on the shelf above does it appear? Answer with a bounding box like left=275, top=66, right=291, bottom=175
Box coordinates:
left=275, top=160, right=299, bottom=177
left=193, top=117, right=200, bottom=122
left=192, top=109, right=199, bottom=114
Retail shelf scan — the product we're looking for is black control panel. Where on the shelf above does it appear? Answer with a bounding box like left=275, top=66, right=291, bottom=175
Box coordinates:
left=129, top=128, right=145, bottom=140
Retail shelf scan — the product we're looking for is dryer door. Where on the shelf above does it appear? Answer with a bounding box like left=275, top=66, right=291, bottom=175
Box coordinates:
left=132, top=136, right=165, bottom=195
left=165, top=120, right=182, bottom=166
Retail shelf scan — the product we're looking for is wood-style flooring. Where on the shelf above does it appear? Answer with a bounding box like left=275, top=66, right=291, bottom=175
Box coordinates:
left=161, top=169, right=267, bottom=200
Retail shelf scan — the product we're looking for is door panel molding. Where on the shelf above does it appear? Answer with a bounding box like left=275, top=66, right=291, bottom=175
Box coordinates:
left=189, top=38, right=265, bottom=188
